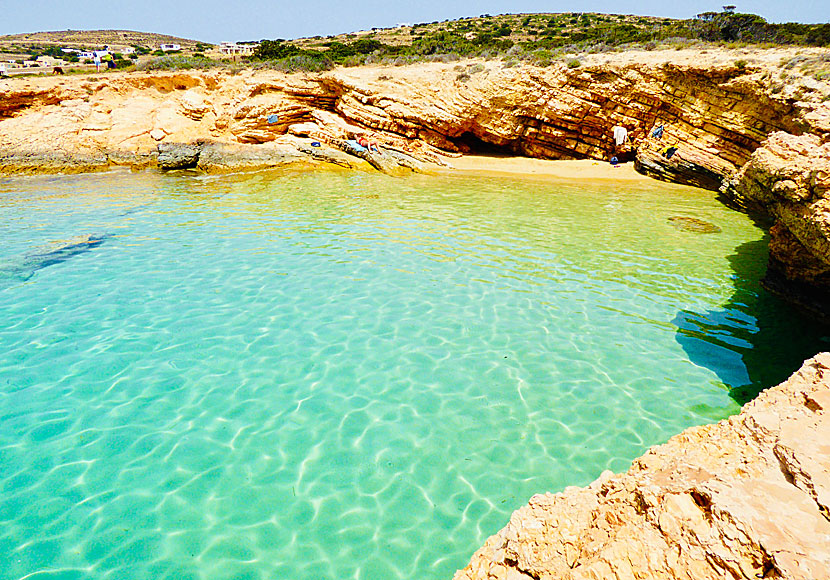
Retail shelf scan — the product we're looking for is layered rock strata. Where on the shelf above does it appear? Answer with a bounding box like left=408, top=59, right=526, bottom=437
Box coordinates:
left=1, top=52, right=826, bottom=178
left=453, top=353, right=830, bottom=580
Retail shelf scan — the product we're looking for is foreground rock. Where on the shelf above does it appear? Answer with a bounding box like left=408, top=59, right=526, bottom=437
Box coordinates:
left=454, top=353, right=830, bottom=580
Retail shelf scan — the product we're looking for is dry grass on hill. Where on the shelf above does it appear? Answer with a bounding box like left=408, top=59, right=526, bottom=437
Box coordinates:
left=0, top=29, right=206, bottom=51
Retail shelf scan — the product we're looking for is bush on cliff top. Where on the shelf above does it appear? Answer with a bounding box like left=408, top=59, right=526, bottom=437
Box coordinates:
left=256, top=11, right=829, bottom=70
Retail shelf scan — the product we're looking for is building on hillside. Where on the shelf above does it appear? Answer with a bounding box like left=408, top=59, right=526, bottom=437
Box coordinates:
left=219, top=42, right=258, bottom=56
left=35, top=56, right=69, bottom=67
left=159, top=43, right=181, bottom=52
left=119, top=46, right=136, bottom=54
left=78, top=51, right=95, bottom=61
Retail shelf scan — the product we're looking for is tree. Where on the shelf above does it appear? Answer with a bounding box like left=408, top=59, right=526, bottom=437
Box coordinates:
left=252, top=40, right=300, bottom=60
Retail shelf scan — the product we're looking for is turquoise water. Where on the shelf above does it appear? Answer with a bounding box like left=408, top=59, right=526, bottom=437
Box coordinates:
left=0, top=169, right=822, bottom=580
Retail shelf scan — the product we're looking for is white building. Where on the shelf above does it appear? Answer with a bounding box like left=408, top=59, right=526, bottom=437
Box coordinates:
left=159, top=43, right=181, bottom=52
left=219, top=42, right=258, bottom=56
left=35, top=56, right=69, bottom=67
left=120, top=46, right=136, bottom=54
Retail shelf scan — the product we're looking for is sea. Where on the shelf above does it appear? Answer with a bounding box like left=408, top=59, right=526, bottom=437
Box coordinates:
left=0, top=168, right=824, bottom=580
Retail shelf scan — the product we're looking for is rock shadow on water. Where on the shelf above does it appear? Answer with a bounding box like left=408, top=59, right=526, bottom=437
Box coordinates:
left=674, top=233, right=829, bottom=405
left=0, top=234, right=110, bottom=288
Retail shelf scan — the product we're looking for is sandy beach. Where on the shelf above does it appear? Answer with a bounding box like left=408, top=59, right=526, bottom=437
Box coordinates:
left=441, top=155, right=653, bottom=181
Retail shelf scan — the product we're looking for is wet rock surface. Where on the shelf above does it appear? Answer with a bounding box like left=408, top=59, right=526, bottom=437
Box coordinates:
left=157, top=142, right=203, bottom=170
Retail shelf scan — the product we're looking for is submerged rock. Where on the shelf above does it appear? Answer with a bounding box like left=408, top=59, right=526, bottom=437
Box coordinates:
left=667, top=216, right=722, bottom=234
left=454, top=353, right=830, bottom=580
left=0, top=234, right=109, bottom=287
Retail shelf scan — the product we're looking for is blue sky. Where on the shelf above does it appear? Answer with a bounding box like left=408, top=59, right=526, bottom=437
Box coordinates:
left=1, top=1, right=826, bottom=43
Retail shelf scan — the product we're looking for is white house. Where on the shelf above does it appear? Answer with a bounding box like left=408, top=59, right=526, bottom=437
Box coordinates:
left=159, top=43, right=181, bottom=52
left=219, top=42, right=257, bottom=56
left=35, top=56, right=68, bottom=67
left=78, top=51, right=95, bottom=61
left=120, top=46, right=136, bottom=54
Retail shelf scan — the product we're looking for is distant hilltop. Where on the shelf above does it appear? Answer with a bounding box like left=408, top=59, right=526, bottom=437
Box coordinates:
left=0, top=29, right=210, bottom=51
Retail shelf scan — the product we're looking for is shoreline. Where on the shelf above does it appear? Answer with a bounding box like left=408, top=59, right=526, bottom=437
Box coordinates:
left=0, top=154, right=664, bottom=184
left=439, top=155, right=655, bottom=182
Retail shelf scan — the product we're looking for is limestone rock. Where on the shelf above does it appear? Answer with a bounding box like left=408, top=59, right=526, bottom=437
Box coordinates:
left=195, top=142, right=305, bottom=173
left=454, top=353, right=830, bottom=580
left=724, top=132, right=830, bottom=318
left=635, top=141, right=737, bottom=191
left=295, top=140, right=368, bottom=170
left=157, top=142, right=202, bottom=170
left=179, top=89, right=210, bottom=120
left=287, top=122, right=322, bottom=137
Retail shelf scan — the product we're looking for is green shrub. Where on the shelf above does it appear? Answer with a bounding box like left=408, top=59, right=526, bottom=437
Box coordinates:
left=137, top=56, right=222, bottom=71
left=566, top=58, right=581, bottom=68
left=734, top=59, right=748, bottom=70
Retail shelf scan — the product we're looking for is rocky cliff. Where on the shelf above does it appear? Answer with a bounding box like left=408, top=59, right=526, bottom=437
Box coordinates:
left=1, top=49, right=826, bottom=178
left=453, top=353, right=830, bottom=580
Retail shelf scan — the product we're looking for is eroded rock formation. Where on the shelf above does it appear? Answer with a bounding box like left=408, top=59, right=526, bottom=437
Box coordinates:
left=453, top=353, right=830, bottom=580
left=1, top=51, right=826, bottom=177
left=723, top=132, right=830, bottom=316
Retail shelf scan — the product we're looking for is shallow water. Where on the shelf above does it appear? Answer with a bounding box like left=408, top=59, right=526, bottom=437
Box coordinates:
left=0, top=169, right=824, bottom=580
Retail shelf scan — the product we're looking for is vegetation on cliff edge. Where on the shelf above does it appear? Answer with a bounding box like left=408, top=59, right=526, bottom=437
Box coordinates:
left=246, top=10, right=830, bottom=71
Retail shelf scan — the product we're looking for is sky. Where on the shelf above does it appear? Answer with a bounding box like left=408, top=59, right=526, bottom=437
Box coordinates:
left=0, top=0, right=827, bottom=43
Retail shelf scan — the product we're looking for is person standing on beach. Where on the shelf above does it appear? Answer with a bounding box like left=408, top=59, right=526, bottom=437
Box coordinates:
left=93, top=54, right=101, bottom=72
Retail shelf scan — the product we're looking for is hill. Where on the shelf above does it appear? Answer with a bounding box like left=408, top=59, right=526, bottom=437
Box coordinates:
left=0, top=29, right=210, bottom=52
left=252, top=11, right=829, bottom=67
left=291, top=12, right=677, bottom=51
